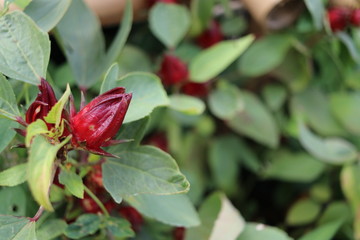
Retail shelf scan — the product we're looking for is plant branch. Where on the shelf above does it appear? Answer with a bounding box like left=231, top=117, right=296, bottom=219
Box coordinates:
left=84, top=185, right=109, bottom=217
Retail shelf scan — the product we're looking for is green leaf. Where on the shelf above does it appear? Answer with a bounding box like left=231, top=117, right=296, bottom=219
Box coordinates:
left=99, top=0, right=133, bottom=77
left=103, top=146, right=190, bottom=203
left=56, top=0, right=105, bottom=88
left=186, top=192, right=245, bottom=240
left=59, top=168, right=84, bottom=199
left=65, top=214, right=101, bottom=239
left=24, top=0, right=71, bottom=32
left=286, top=198, right=321, bottom=226
left=291, top=88, right=344, bottom=136
left=0, top=163, right=27, bottom=187
left=238, top=34, right=293, bottom=77
left=0, top=73, right=20, bottom=120
left=237, top=223, right=293, bottom=240
left=262, top=84, right=287, bottom=111
left=299, top=123, right=357, bottom=165
left=149, top=3, right=191, bottom=49
left=0, top=215, right=37, bottom=240
left=105, top=217, right=134, bottom=238
left=299, top=202, right=350, bottom=240
left=0, top=186, right=27, bottom=216
left=304, top=0, right=324, bottom=30
left=227, top=90, right=279, bottom=148
left=25, top=119, right=48, bottom=147
left=116, top=45, right=152, bottom=76
left=169, top=94, right=205, bottom=115
left=337, top=32, right=360, bottom=64
left=36, top=219, right=67, bottom=240
left=43, top=84, right=70, bottom=128
left=330, top=92, right=360, bottom=136
left=100, top=63, right=119, bottom=94
left=189, top=0, right=216, bottom=35
left=208, top=81, right=242, bottom=120
left=190, top=35, right=254, bottom=82
left=27, top=135, right=70, bottom=211
left=0, top=119, right=17, bottom=153
left=263, top=150, right=325, bottom=183
left=125, top=194, right=200, bottom=227
left=117, top=72, right=169, bottom=123
left=0, top=11, right=50, bottom=85
left=209, top=136, right=241, bottom=195
left=341, top=164, right=360, bottom=211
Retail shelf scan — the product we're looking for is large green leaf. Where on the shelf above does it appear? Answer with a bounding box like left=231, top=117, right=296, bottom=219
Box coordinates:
left=105, top=217, right=134, bottom=239
left=125, top=194, right=200, bottom=227
left=0, top=215, right=36, bottom=240
left=330, top=92, right=360, bottom=136
left=27, top=135, right=70, bottom=211
left=24, top=0, right=71, bottom=32
left=36, top=219, right=67, bottom=240
left=190, top=35, right=254, bottom=82
left=56, top=0, right=105, bottom=88
left=0, top=186, right=27, bottom=216
left=65, top=214, right=101, bottom=239
left=263, top=150, right=325, bottom=182
left=238, top=34, right=293, bottom=77
left=227, top=90, right=279, bottom=148
left=0, top=118, right=17, bottom=153
left=186, top=192, right=245, bottom=240
left=149, top=3, right=191, bottom=49
left=237, top=223, right=293, bottom=240
left=0, top=74, right=20, bottom=119
left=117, top=73, right=169, bottom=123
left=0, top=163, right=27, bottom=187
left=291, top=88, right=344, bottom=136
left=103, top=146, right=190, bottom=203
left=299, top=124, right=357, bottom=165
left=0, top=11, right=49, bottom=85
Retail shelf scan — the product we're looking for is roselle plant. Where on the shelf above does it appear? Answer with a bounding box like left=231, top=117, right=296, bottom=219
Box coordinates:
left=1, top=0, right=360, bottom=239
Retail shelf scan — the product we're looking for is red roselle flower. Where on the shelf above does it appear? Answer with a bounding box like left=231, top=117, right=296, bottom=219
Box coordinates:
left=119, top=206, right=143, bottom=232
left=327, top=7, right=350, bottom=32
left=173, top=227, right=186, bottom=240
left=70, top=87, right=132, bottom=157
left=350, top=9, right=360, bottom=26
left=25, top=78, right=58, bottom=125
left=181, top=82, right=211, bottom=97
left=196, top=21, right=224, bottom=48
left=145, top=132, right=169, bottom=152
left=158, top=54, right=189, bottom=86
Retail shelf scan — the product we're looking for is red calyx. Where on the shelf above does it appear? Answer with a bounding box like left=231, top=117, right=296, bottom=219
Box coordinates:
left=158, top=54, right=189, bottom=86
left=88, top=164, right=103, bottom=188
left=119, top=206, right=143, bottom=232
left=145, top=132, right=169, bottom=152
left=70, top=87, right=132, bottom=157
left=196, top=21, right=224, bottom=48
left=327, top=7, right=350, bottom=32
left=80, top=194, right=101, bottom=213
left=181, top=82, right=211, bottom=97
left=350, top=9, right=360, bottom=26
left=173, top=227, right=186, bottom=240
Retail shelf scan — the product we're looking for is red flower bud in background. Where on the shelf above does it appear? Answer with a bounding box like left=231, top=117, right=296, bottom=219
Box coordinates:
left=181, top=82, right=211, bottom=97
left=196, top=21, right=224, bottom=48
left=158, top=54, right=189, bottom=86
left=327, top=7, right=350, bottom=32
left=145, top=132, right=169, bottom=152
left=70, top=87, right=132, bottom=157
left=350, top=9, right=360, bottom=26
left=26, top=78, right=57, bottom=125
left=119, top=206, right=143, bottom=232
left=173, top=227, right=185, bottom=240
left=80, top=194, right=101, bottom=213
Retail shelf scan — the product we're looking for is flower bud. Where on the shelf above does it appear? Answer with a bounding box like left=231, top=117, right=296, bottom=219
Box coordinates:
left=70, top=87, right=132, bottom=157
left=350, top=9, right=360, bottom=26
left=196, top=21, right=224, bottom=48
left=327, top=7, right=350, bottom=32
left=158, top=54, right=189, bottom=86
left=26, top=78, right=57, bottom=125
